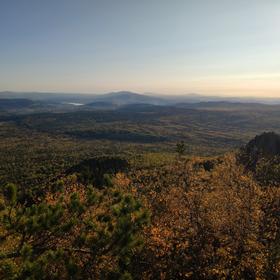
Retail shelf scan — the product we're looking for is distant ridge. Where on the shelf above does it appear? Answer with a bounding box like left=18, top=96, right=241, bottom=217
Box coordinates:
left=173, top=101, right=277, bottom=111
left=0, top=98, right=35, bottom=109
left=1, top=91, right=280, bottom=105
left=86, top=91, right=168, bottom=106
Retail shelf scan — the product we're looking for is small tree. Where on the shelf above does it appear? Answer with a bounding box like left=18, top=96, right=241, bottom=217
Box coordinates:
left=176, top=141, right=186, bottom=158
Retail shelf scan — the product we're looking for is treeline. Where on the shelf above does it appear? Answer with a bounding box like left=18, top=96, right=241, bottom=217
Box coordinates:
left=67, top=130, right=167, bottom=143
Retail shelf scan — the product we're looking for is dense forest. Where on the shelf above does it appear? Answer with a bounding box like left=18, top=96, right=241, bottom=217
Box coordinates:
left=0, top=100, right=280, bottom=279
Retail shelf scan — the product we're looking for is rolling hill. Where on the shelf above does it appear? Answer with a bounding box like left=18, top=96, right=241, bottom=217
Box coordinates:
left=86, top=91, right=168, bottom=106
left=2, top=91, right=280, bottom=106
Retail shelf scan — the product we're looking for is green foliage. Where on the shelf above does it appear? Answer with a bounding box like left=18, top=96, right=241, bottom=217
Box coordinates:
left=0, top=179, right=149, bottom=279
left=67, top=157, right=129, bottom=187
left=176, top=141, right=186, bottom=157
left=3, top=183, right=17, bottom=204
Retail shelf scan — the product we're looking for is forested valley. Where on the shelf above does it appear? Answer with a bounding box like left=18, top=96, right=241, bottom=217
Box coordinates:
left=0, top=100, right=280, bottom=279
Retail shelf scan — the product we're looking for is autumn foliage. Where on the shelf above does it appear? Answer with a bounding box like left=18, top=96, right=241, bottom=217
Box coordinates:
left=1, top=148, right=280, bottom=279
left=130, top=154, right=280, bottom=279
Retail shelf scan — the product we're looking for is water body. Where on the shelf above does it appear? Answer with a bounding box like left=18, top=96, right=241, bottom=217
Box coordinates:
left=65, top=102, right=84, bottom=106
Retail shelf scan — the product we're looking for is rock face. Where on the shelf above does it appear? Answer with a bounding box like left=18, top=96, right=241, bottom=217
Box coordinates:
left=238, top=132, right=280, bottom=170
left=246, top=132, right=280, bottom=156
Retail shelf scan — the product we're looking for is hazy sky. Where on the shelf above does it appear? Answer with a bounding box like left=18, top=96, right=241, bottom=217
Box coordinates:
left=1, top=0, right=280, bottom=96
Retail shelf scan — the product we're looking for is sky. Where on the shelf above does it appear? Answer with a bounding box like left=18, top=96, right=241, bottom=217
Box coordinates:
left=1, top=0, right=280, bottom=97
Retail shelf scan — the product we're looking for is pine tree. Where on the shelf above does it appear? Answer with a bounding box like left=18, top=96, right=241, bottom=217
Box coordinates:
left=0, top=178, right=149, bottom=279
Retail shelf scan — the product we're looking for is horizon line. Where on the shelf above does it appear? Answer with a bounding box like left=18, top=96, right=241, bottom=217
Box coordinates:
left=1, top=89, right=280, bottom=100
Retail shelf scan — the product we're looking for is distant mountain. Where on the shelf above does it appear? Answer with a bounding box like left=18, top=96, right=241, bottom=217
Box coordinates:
left=0, top=91, right=97, bottom=103
left=0, top=98, right=35, bottom=110
left=0, top=91, right=168, bottom=106
left=86, top=91, right=168, bottom=107
left=1, top=91, right=280, bottom=106
left=173, top=101, right=279, bottom=111
left=0, top=97, right=87, bottom=113
left=84, top=101, right=118, bottom=110
left=147, top=93, right=280, bottom=105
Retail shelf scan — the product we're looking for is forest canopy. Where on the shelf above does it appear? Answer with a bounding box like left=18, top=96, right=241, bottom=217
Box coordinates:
left=0, top=132, right=280, bottom=279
